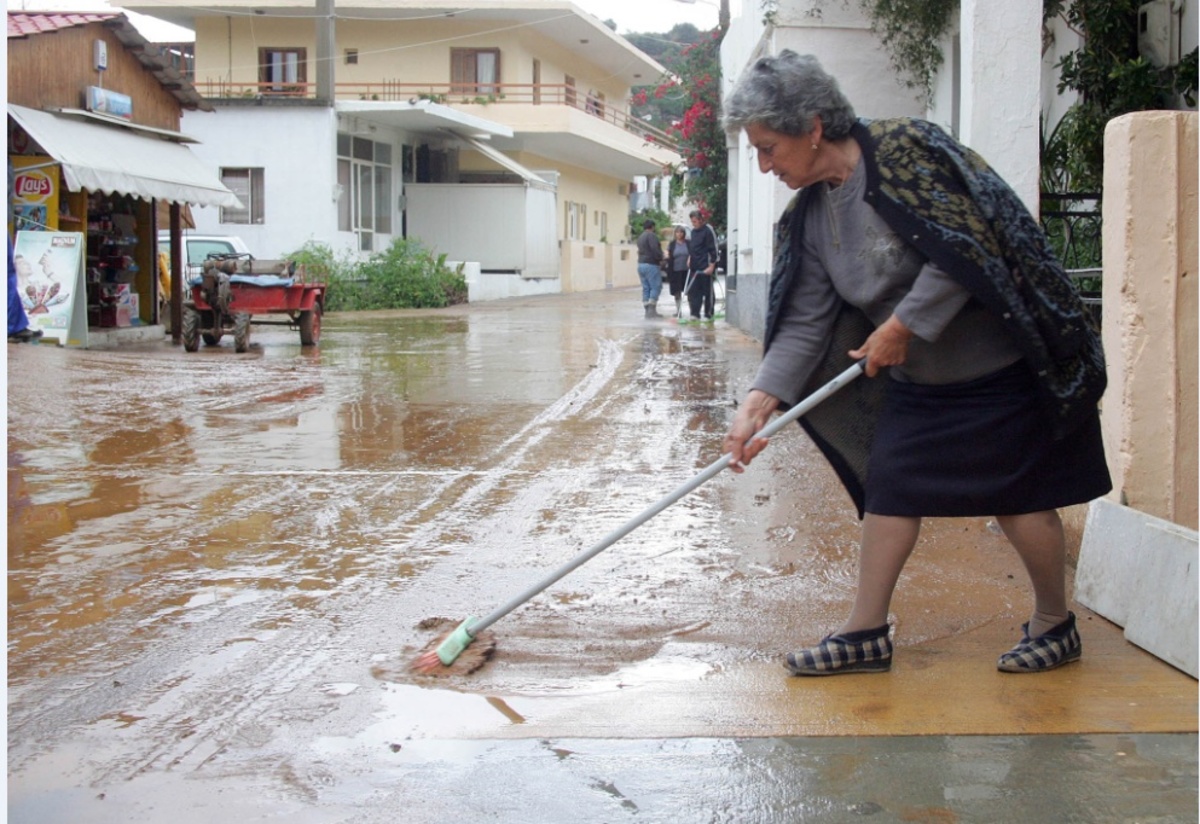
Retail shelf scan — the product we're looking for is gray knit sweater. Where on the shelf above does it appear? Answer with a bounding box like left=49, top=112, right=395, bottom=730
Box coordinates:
left=753, top=156, right=1021, bottom=404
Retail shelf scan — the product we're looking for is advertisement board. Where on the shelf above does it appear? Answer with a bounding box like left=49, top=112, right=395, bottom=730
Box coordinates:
left=10, top=156, right=60, bottom=233
left=13, top=231, right=87, bottom=347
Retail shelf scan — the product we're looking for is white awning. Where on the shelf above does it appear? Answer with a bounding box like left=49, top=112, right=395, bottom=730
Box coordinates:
left=337, top=98, right=512, bottom=139
left=458, top=134, right=554, bottom=190
left=8, top=104, right=242, bottom=209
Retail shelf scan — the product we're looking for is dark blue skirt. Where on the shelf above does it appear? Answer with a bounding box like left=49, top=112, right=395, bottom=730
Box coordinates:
left=863, top=361, right=1112, bottom=517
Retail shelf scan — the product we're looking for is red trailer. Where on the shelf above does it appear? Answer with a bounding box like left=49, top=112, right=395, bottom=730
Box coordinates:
left=182, top=254, right=325, bottom=353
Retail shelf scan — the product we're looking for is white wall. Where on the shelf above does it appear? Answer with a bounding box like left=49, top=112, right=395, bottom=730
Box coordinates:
left=721, top=0, right=923, bottom=282
left=1040, top=13, right=1082, bottom=133
left=180, top=106, right=349, bottom=260
left=406, top=183, right=559, bottom=278
left=958, top=0, right=1042, bottom=213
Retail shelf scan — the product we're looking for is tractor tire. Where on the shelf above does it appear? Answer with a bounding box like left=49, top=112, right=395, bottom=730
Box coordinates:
left=202, top=323, right=223, bottom=347
left=182, top=306, right=201, bottom=352
left=298, top=302, right=322, bottom=346
left=233, top=313, right=252, bottom=353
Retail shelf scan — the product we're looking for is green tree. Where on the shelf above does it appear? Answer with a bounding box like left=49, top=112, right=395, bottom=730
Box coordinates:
left=1046, top=0, right=1197, bottom=192
left=626, top=25, right=707, bottom=132
left=628, top=29, right=728, bottom=232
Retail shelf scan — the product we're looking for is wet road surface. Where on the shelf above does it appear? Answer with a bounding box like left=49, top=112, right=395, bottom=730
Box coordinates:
left=8, top=289, right=1196, bottom=822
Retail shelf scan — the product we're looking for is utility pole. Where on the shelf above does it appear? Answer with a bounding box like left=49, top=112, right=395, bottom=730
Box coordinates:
left=315, top=0, right=335, bottom=102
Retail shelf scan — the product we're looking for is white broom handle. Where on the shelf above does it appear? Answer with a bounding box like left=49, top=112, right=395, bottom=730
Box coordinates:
left=470, top=360, right=866, bottom=635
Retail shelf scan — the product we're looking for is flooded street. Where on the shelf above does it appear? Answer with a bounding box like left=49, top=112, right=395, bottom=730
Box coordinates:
left=8, top=289, right=1194, bottom=823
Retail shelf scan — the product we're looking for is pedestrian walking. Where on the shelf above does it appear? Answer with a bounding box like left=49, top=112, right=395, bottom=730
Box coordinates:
left=8, top=238, right=42, bottom=343
left=635, top=219, right=664, bottom=319
left=720, top=51, right=1111, bottom=676
left=685, top=210, right=718, bottom=321
left=665, top=225, right=690, bottom=318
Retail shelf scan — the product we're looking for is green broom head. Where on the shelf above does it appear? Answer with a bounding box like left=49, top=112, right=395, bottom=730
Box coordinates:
left=435, top=616, right=477, bottom=665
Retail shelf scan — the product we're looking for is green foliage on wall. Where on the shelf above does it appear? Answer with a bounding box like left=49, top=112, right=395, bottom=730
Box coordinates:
left=859, top=0, right=958, bottom=104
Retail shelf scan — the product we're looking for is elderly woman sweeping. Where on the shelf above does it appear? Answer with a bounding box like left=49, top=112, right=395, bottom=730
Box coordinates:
left=720, top=51, right=1111, bottom=676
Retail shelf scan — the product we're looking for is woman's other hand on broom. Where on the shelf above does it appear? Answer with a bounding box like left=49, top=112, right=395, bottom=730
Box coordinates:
left=724, top=389, right=781, bottom=473
left=848, top=313, right=912, bottom=378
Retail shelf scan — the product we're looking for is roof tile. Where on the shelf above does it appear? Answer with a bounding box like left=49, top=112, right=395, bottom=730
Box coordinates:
left=8, top=12, right=120, bottom=38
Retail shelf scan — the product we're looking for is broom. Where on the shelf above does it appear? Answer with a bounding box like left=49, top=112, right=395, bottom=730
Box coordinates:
left=411, top=359, right=867, bottom=674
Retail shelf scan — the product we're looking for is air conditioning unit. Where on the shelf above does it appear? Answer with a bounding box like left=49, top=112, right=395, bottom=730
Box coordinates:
left=1138, top=0, right=1182, bottom=67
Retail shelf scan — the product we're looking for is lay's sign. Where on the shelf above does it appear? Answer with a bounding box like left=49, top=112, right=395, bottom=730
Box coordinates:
left=14, top=168, right=54, bottom=202
left=9, top=156, right=60, bottom=233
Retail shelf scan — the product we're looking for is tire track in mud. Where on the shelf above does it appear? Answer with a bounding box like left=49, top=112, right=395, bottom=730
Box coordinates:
left=376, top=332, right=749, bottom=690
left=10, top=336, right=652, bottom=786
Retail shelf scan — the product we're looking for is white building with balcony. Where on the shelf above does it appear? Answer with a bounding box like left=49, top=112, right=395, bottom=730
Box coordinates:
left=124, top=0, right=683, bottom=299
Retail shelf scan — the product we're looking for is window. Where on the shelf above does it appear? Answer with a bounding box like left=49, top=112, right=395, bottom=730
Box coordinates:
left=337, top=133, right=393, bottom=251
left=566, top=202, right=578, bottom=240
left=344, top=49, right=358, bottom=65
left=451, top=48, right=500, bottom=95
left=532, top=58, right=541, bottom=104
left=259, top=47, right=306, bottom=95
left=220, top=168, right=264, bottom=224
left=564, top=74, right=576, bottom=108
left=565, top=201, right=588, bottom=240
left=182, top=239, right=241, bottom=267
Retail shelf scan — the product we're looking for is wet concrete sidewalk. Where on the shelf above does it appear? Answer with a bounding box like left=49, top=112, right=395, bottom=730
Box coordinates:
left=7, top=288, right=1197, bottom=823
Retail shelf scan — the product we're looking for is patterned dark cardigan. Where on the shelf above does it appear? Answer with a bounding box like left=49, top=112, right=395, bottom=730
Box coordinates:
left=763, top=117, right=1107, bottom=517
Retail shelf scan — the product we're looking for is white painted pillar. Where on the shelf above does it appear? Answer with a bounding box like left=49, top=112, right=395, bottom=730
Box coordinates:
left=958, top=0, right=1041, bottom=215
left=659, top=173, right=669, bottom=215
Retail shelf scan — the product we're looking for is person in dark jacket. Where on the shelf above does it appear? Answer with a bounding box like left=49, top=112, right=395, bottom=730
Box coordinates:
left=635, top=219, right=665, bottom=318
left=665, top=225, right=690, bottom=318
left=685, top=210, right=719, bottom=321
left=720, top=51, right=1110, bottom=677
left=8, top=237, right=41, bottom=343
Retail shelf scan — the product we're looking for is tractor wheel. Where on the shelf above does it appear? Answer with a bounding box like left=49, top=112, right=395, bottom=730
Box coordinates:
left=298, top=302, right=322, bottom=346
left=182, top=306, right=201, bottom=352
left=202, top=317, right=223, bottom=346
left=233, top=313, right=252, bottom=353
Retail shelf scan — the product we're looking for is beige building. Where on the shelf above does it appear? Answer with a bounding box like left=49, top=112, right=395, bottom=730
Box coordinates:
left=124, top=0, right=682, bottom=299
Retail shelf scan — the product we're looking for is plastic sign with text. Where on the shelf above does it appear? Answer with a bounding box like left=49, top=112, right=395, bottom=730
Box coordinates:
left=86, top=86, right=133, bottom=120
left=9, top=156, right=60, bottom=234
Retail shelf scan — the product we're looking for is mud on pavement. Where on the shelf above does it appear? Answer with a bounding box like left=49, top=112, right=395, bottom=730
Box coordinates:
left=7, top=290, right=1121, bottom=822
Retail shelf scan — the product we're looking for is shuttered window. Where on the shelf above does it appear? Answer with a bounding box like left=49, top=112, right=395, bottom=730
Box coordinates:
left=451, top=48, right=500, bottom=95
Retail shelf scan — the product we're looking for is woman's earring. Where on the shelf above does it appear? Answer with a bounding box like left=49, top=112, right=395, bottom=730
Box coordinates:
left=811, top=143, right=819, bottom=150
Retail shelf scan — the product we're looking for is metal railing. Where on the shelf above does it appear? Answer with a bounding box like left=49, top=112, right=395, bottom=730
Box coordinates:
left=194, top=79, right=680, bottom=152
left=1041, top=192, right=1102, bottom=327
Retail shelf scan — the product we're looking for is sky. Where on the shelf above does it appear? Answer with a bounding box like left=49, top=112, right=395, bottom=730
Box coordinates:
left=5, top=0, right=728, bottom=41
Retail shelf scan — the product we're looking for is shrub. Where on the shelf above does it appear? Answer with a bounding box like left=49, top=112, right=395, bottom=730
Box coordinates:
left=284, top=238, right=467, bottom=311
left=630, top=207, right=672, bottom=241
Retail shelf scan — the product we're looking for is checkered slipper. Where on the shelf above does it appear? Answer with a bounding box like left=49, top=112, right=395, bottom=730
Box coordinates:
left=997, top=612, right=1082, bottom=673
left=784, top=624, right=893, bottom=676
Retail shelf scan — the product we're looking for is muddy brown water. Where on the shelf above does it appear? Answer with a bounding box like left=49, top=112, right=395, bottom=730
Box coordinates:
left=7, top=289, right=1033, bottom=821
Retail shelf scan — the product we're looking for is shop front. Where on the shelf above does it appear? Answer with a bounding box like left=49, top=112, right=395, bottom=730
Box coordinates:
left=7, top=104, right=240, bottom=347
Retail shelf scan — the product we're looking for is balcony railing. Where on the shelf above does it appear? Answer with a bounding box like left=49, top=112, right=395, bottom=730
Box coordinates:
left=194, top=79, right=680, bottom=153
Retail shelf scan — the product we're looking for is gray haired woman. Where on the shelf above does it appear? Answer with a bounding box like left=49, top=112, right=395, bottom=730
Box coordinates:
left=720, top=51, right=1110, bottom=676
